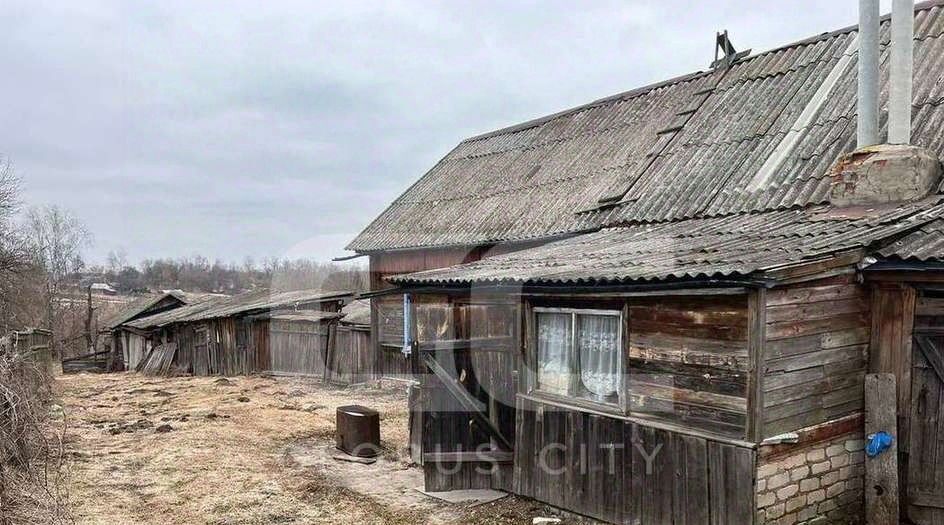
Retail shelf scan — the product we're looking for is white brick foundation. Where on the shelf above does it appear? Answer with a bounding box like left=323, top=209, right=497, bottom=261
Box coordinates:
left=756, top=432, right=865, bottom=525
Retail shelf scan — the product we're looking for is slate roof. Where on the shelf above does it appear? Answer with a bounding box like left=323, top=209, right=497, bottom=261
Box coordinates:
left=878, top=218, right=944, bottom=261
left=348, top=1, right=944, bottom=254
left=125, top=289, right=352, bottom=329
left=340, top=299, right=370, bottom=326
left=101, top=293, right=182, bottom=330
left=267, top=311, right=342, bottom=323
left=101, top=291, right=226, bottom=330
left=391, top=200, right=944, bottom=285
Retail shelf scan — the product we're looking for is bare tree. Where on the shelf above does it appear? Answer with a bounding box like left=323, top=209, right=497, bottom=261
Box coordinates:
left=104, top=248, right=127, bottom=275
left=0, top=160, right=34, bottom=333
left=23, top=206, right=91, bottom=358
left=0, top=160, right=72, bottom=524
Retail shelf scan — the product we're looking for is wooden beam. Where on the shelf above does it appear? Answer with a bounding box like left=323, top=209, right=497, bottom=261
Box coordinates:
left=416, top=336, right=515, bottom=353
left=865, top=270, right=944, bottom=283
left=746, top=288, right=766, bottom=442
left=761, top=250, right=863, bottom=282
left=914, top=336, right=944, bottom=383
left=865, top=373, right=899, bottom=525
left=422, top=450, right=514, bottom=464
left=422, top=353, right=513, bottom=450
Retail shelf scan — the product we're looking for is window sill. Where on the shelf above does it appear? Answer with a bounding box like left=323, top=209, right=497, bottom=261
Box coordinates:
left=525, top=390, right=624, bottom=417
left=517, top=393, right=755, bottom=448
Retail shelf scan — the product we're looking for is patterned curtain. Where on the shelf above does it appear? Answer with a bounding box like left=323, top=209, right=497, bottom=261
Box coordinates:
left=536, top=312, right=572, bottom=395
left=577, top=314, right=620, bottom=400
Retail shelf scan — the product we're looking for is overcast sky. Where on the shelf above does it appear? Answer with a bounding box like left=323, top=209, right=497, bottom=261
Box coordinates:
left=0, top=1, right=893, bottom=266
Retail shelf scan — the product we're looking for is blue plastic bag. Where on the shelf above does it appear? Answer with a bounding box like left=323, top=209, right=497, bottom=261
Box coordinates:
left=866, top=431, right=894, bottom=458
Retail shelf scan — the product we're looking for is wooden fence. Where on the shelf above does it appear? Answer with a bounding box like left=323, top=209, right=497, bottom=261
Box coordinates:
left=327, top=325, right=371, bottom=384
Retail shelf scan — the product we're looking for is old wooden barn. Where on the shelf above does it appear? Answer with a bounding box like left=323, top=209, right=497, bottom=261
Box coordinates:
left=108, top=289, right=374, bottom=382
left=347, top=2, right=944, bottom=524
left=101, top=290, right=217, bottom=370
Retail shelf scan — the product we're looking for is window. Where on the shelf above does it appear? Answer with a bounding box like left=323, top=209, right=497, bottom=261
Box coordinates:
left=534, top=308, right=622, bottom=406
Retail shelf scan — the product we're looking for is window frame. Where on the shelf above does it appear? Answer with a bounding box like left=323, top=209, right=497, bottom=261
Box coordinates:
left=530, top=306, right=626, bottom=414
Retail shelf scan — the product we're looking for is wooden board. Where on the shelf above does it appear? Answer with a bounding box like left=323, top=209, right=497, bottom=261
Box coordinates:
left=865, top=373, right=899, bottom=525
left=763, top=281, right=870, bottom=437
left=907, top=326, right=944, bottom=524
left=628, top=294, right=750, bottom=438
left=512, top=396, right=754, bottom=524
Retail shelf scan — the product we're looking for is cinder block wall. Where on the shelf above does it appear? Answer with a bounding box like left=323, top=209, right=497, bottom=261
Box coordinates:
left=756, top=432, right=865, bottom=525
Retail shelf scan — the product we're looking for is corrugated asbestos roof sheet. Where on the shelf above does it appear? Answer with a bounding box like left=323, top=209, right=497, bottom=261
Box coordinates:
left=101, top=292, right=188, bottom=329
left=348, top=1, right=944, bottom=252
left=878, top=218, right=944, bottom=260
left=125, top=289, right=352, bottom=329
left=390, top=200, right=944, bottom=285
left=340, top=299, right=370, bottom=326
left=267, top=311, right=342, bottom=323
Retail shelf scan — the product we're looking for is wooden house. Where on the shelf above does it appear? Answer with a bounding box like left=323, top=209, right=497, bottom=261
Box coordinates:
left=121, top=289, right=360, bottom=380
left=346, top=2, right=944, bottom=523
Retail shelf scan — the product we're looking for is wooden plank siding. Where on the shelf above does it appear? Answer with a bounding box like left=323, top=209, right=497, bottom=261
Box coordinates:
left=762, top=276, right=871, bottom=437
left=143, top=313, right=371, bottom=383
left=327, top=325, right=372, bottom=384
left=514, top=396, right=755, bottom=524
left=268, top=318, right=331, bottom=376
left=907, top=292, right=944, bottom=525
left=628, top=294, right=750, bottom=438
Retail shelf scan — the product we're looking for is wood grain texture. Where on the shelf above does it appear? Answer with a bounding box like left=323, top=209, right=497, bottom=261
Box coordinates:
left=513, top=396, right=754, bottom=525
left=865, top=373, right=899, bottom=525
left=908, top=310, right=944, bottom=524
left=763, top=281, right=870, bottom=437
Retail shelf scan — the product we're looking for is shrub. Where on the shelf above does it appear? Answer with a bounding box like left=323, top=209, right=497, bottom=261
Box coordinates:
left=0, top=351, right=71, bottom=524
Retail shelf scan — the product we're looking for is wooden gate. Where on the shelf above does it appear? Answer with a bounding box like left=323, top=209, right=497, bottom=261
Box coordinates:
left=908, top=295, right=944, bottom=524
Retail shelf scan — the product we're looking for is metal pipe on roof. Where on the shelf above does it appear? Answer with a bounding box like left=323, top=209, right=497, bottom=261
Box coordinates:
left=888, top=0, right=915, bottom=144
left=857, top=0, right=880, bottom=147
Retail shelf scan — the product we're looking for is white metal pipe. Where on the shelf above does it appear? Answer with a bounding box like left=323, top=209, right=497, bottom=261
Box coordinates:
left=888, top=0, right=914, bottom=145
left=857, top=0, right=880, bottom=147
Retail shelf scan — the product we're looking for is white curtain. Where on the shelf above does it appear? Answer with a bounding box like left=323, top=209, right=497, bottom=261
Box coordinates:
left=536, top=313, right=572, bottom=395
left=577, top=314, right=620, bottom=400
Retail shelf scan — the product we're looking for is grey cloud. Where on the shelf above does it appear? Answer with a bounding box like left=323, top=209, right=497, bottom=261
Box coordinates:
left=0, top=0, right=891, bottom=264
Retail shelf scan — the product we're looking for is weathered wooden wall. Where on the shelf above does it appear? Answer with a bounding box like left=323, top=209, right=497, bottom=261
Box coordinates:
left=144, top=312, right=370, bottom=384
left=628, top=294, right=749, bottom=438
left=763, top=276, right=871, bottom=437
left=122, top=331, right=150, bottom=370
left=268, top=318, right=330, bottom=376
left=375, top=294, right=412, bottom=379
left=421, top=292, right=758, bottom=520
left=906, top=291, right=944, bottom=524
left=514, top=396, right=754, bottom=524
left=327, top=325, right=371, bottom=384
left=368, top=242, right=543, bottom=380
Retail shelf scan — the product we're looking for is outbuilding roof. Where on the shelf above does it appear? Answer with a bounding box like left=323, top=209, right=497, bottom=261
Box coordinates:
left=125, top=289, right=352, bottom=329
left=340, top=299, right=370, bottom=326
left=348, top=1, right=944, bottom=254
left=390, top=200, right=944, bottom=285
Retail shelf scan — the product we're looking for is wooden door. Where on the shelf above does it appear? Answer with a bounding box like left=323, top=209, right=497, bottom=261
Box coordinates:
left=908, top=328, right=944, bottom=523
left=193, top=326, right=209, bottom=376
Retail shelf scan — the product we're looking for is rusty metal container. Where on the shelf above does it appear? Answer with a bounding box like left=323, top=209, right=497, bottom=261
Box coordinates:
left=336, top=405, right=380, bottom=457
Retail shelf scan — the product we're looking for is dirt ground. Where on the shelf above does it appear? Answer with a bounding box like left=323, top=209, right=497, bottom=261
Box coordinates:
left=56, top=372, right=597, bottom=525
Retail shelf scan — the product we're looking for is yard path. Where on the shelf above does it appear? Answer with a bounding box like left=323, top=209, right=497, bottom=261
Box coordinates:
left=57, top=372, right=585, bottom=524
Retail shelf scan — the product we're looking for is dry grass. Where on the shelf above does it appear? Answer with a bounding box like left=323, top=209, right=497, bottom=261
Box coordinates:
left=57, top=373, right=597, bottom=525
left=0, top=353, right=72, bottom=525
